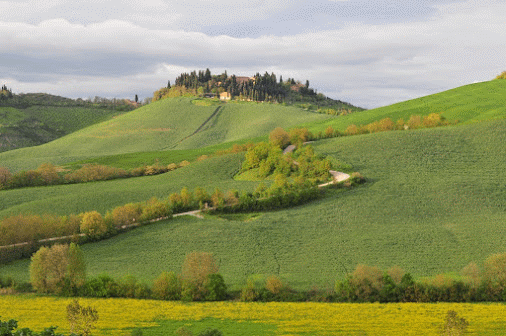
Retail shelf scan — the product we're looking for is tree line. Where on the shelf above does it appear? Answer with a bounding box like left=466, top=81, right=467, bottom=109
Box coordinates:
left=153, top=69, right=359, bottom=108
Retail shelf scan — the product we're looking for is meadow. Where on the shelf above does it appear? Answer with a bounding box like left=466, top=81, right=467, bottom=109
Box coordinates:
left=0, top=98, right=331, bottom=172
left=2, top=296, right=506, bottom=335
left=0, top=105, right=123, bottom=152
left=2, top=119, right=505, bottom=290
left=302, top=79, right=506, bottom=135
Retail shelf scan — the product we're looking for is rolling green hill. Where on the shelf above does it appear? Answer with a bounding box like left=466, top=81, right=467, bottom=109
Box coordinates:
left=303, top=79, right=506, bottom=134
left=0, top=94, right=131, bottom=152
left=0, top=98, right=331, bottom=171
left=2, top=119, right=505, bottom=289
left=1, top=80, right=505, bottom=290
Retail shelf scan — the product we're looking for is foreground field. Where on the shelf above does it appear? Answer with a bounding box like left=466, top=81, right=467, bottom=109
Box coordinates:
left=2, top=296, right=506, bottom=335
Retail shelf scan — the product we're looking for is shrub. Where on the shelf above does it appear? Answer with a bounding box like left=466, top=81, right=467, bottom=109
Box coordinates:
left=0, top=166, right=12, bottom=189
left=266, top=276, right=283, bottom=295
left=269, top=127, right=290, bottom=149
left=407, top=115, right=423, bottom=129
left=36, top=163, right=62, bottom=185
left=111, top=203, right=142, bottom=228
left=179, top=160, right=191, bottom=168
left=289, top=128, right=310, bottom=147
left=345, top=124, right=359, bottom=135
left=80, top=211, right=107, bottom=239
left=152, top=271, right=181, bottom=300
left=140, top=197, right=172, bottom=222
left=204, top=273, right=227, bottom=301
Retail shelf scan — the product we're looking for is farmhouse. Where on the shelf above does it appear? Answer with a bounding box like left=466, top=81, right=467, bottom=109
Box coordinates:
left=220, top=92, right=231, bottom=100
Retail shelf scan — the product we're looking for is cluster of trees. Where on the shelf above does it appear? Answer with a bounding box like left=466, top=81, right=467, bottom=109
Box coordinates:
left=17, top=245, right=506, bottom=304
left=0, top=160, right=190, bottom=190
left=334, top=256, right=506, bottom=303
left=28, top=247, right=227, bottom=303
left=153, top=69, right=349, bottom=105
left=240, top=141, right=331, bottom=182
left=343, top=113, right=452, bottom=136
left=0, top=91, right=139, bottom=111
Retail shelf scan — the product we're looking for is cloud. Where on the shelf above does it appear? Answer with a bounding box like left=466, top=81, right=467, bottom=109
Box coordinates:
left=1, top=0, right=505, bottom=108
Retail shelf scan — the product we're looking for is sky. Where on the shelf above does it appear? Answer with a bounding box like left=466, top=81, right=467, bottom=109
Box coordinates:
left=0, top=0, right=505, bottom=108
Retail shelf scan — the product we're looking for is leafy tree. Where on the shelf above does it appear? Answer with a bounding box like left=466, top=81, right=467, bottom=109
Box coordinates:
left=66, top=299, right=99, bottom=336
left=152, top=271, right=181, bottom=300
left=80, top=211, right=107, bottom=239
left=269, top=127, right=290, bottom=149
left=181, top=252, right=219, bottom=300
left=0, top=318, right=63, bottom=336
left=29, top=243, right=86, bottom=294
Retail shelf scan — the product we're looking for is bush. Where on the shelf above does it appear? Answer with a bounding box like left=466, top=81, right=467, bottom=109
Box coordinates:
left=269, top=127, right=290, bottom=149
left=495, top=71, right=506, bottom=79
left=111, top=203, right=142, bottom=228
left=140, top=197, right=172, bottom=222
left=152, top=271, right=181, bottom=300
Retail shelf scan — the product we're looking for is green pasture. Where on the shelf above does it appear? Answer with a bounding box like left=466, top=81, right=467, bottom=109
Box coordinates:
left=2, top=119, right=505, bottom=289
left=302, top=79, right=506, bottom=134
left=0, top=153, right=258, bottom=219
left=0, top=98, right=330, bottom=171
left=0, top=105, right=121, bottom=152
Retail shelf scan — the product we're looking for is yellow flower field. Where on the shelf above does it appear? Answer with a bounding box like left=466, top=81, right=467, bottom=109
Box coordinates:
left=1, top=295, right=506, bottom=335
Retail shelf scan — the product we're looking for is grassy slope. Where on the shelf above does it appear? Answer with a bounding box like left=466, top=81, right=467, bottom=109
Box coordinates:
left=0, top=99, right=330, bottom=171
left=0, top=105, right=122, bottom=152
left=0, top=154, right=258, bottom=218
left=3, top=120, right=505, bottom=289
left=303, top=79, right=506, bottom=134
left=174, top=101, right=330, bottom=149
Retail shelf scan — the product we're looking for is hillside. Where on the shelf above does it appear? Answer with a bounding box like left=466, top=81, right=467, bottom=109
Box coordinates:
left=0, top=93, right=134, bottom=152
left=0, top=98, right=331, bottom=171
left=1, top=79, right=505, bottom=291
left=302, top=79, right=506, bottom=134
left=2, top=119, right=505, bottom=289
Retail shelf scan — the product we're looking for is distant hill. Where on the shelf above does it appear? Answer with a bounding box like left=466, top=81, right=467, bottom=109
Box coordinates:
left=0, top=92, right=138, bottom=152
left=154, top=69, right=364, bottom=111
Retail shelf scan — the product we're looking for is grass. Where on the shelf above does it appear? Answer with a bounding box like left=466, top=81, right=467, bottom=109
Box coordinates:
left=2, top=296, right=506, bottom=335
left=1, top=120, right=505, bottom=290
left=0, top=153, right=257, bottom=219
left=302, top=79, right=506, bottom=135
left=0, top=98, right=330, bottom=171
left=0, top=105, right=122, bottom=152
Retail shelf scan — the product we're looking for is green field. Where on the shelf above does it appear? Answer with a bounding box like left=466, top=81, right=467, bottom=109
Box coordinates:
left=1, top=80, right=506, bottom=291
left=303, top=79, right=506, bottom=134
left=2, top=119, right=505, bottom=289
left=0, top=98, right=331, bottom=171
left=0, top=105, right=123, bottom=152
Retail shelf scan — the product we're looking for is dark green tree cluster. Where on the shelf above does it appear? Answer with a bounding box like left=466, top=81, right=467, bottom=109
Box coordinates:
left=167, top=69, right=325, bottom=103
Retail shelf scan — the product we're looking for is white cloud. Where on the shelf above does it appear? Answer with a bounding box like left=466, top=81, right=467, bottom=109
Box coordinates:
left=1, top=0, right=505, bottom=108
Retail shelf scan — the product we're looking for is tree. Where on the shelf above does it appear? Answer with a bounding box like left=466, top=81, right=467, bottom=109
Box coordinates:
left=181, top=252, right=219, bottom=300
left=269, top=127, right=290, bottom=149
left=29, top=243, right=86, bottom=294
left=135, top=94, right=138, bottom=103
left=80, top=211, right=107, bottom=239
left=152, top=271, right=181, bottom=300
left=66, top=299, right=99, bottom=336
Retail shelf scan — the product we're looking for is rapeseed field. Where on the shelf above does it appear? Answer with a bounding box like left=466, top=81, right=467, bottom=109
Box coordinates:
left=1, top=296, right=506, bottom=335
